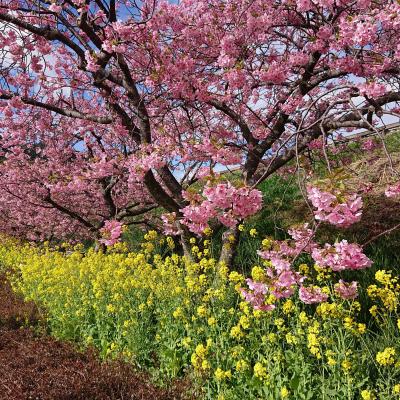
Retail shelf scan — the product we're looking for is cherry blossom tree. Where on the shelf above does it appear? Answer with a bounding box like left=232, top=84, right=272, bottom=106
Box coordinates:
left=0, top=0, right=399, bottom=264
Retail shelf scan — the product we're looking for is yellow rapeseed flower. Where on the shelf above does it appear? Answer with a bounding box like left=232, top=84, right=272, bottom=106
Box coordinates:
left=285, top=333, right=298, bottom=345
left=299, top=311, right=309, bottom=325
left=357, top=323, right=366, bottom=334
left=106, top=303, right=116, bottom=313
left=267, top=333, right=277, bottom=343
left=201, top=359, right=210, bottom=370
left=251, top=266, right=265, bottom=281
left=230, top=325, right=243, bottom=339
left=261, top=238, right=272, bottom=249
left=239, top=315, right=250, bottom=329
left=235, top=359, right=248, bottom=372
left=298, top=263, right=309, bottom=275
left=229, top=271, right=244, bottom=283
left=375, top=270, right=393, bottom=285
left=253, top=362, right=268, bottom=381
left=376, top=347, right=396, bottom=366
left=341, top=359, right=352, bottom=372
left=282, top=299, right=295, bottom=314
left=181, top=337, right=192, bottom=348
left=144, top=230, right=158, bottom=241
left=393, top=384, right=400, bottom=395
left=195, top=343, right=208, bottom=358
left=280, top=386, right=290, bottom=398
left=203, top=227, right=212, bottom=236
left=361, top=389, right=375, bottom=400
left=214, top=368, right=232, bottom=381
left=197, top=305, right=208, bottom=317
left=327, top=357, right=336, bottom=366
left=173, top=307, right=184, bottom=319
left=369, top=305, right=378, bottom=317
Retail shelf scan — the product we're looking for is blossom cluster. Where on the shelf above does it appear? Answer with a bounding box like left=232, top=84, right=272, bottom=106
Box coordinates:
left=181, top=183, right=262, bottom=234
left=385, top=182, right=400, bottom=198
left=299, top=286, right=328, bottom=305
left=307, top=186, right=363, bottom=228
left=240, top=279, right=274, bottom=312
left=334, top=280, right=359, bottom=300
left=99, top=220, right=123, bottom=246
left=161, top=212, right=180, bottom=236
left=242, top=225, right=371, bottom=308
left=311, top=240, right=372, bottom=271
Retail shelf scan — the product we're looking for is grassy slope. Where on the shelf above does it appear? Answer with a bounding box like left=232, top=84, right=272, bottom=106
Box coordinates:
left=232, top=131, right=400, bottom=275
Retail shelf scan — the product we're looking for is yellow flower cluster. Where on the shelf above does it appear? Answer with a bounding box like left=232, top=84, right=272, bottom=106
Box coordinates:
left=361, top=389, right=376, bottom=400
left=0, top=234, right=399, bottom=400
left=367, top=270, right=399, bottom=314
left=307, top=321, right=322, bottom=359
left=393, top=384, right=400, bottom=395
left=192, top=341, right=213, bottom=371
left=214, top=368, right=232, bottom=381
left=376, top=347, right=396, bottom=366
left=253, top=362, right=268, bottom=381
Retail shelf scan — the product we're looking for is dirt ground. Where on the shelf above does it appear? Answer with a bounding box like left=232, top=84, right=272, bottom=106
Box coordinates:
left=0, top=275, right=191, bottom=400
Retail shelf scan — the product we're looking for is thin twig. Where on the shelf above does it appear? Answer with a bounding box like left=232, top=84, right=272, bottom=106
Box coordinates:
left=362, top=222, right=400, bottom=248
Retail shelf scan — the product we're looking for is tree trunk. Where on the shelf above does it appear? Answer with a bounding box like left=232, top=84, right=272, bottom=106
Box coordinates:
left=176, top=222, right=194, bottom=261
left=218, top=226, right=240, bottom=269
left=94, top=241, right=106, bottom=253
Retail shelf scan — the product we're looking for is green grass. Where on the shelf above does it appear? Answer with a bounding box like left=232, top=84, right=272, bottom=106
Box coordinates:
left=232, top=174, right=303, bottom=272
left=384, top=129, right=400, bottom=153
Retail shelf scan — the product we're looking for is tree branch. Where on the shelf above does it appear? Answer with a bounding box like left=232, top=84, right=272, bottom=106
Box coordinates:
left=0, top=93, right=113, bottom=124
left=0, top=11, right=85, bottom=60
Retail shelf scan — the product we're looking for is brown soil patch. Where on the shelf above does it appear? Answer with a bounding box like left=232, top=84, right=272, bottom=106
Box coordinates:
left=0, top=274, right=39, bottom=330
left=0, top=275, right=193, bottom=400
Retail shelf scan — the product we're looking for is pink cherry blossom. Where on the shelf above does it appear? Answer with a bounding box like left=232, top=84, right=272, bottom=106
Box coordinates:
left=99, top=220, right=123, bottom=246
left=161, top=213, right=180, bottom=236
left=258, top=224, right=316, bottom=266
left=358, top=82, right=388, bottom=99
left=203, top=184, right=235, bottom=210
left=85, top=51, right=99, bottom=73
left=181, top=183, right=262, bottom=234
left=269, top=268, right=304, bottom=299
left=385, top=182, right=400, bottom=198
left=181, top=200, right=216, bottom=235
left=307, top=186, right=363, bottom=228
left=334, top=280, right=359, bottom=300
left=48, top=3, right=62, bottom=13
left=240, top=279, right=275, bottom=312
left=312, top=240, right=372, bottom=271
left=299, top=286, right=329, bottom=305
left=0, top=0, right=398, bottom=259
